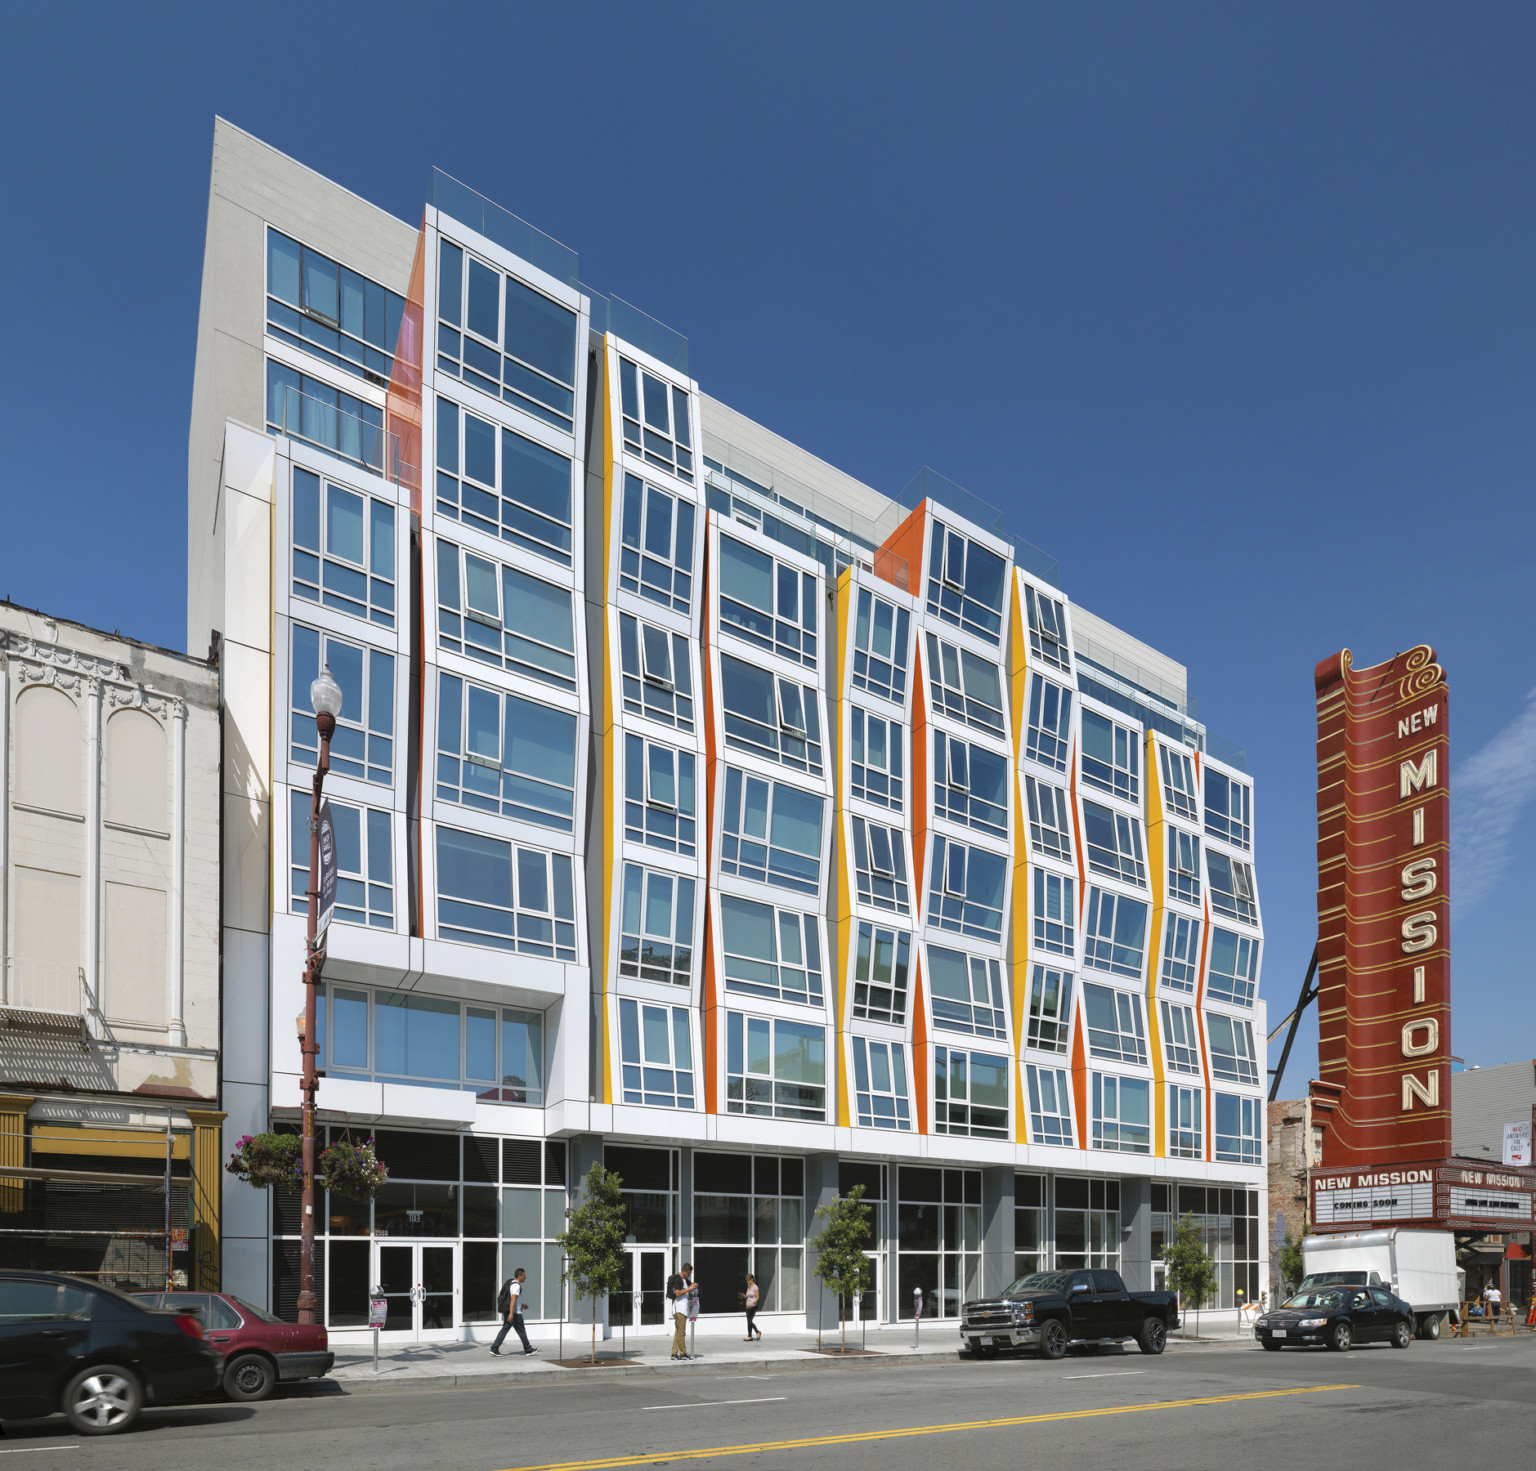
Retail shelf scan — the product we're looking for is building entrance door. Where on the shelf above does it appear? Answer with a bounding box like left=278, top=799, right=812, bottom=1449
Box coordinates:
left=374, top=1242, right=458, bottom=1340
left=610, top=1248, right=669, bottom=1331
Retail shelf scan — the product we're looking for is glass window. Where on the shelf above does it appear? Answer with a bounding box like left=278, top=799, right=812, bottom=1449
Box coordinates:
left=933, top=731, right=1007, bottom=837
left=618, top=999, right=695, bottom=1109
left=927, top=523, right=1006, bottom=643
left=926, top=634, right=1005, bottom=736
left=1205, top=769, right=1252, bottom=849
left=434, top=826, right=576, bottom=960
left=1168, top=1084, right=1203, bottom=1159
left=928, top=836, right=1006, bottom=941
left=720, top=897, right=823, bottom=1006
left=852, top=817, right=910, bottom=914
left=619, top=358, right=694, bottom=481
left=717, top=534, right=818, bottom=668
left=1207, top=929, right=1259, bottom=1006
left=1025, top=965, right=1072, bottom=1053
left=618, top=474, right=695, bottom=613
left=691, top=1152, right=805, bottom=1315
left=434, top=539, right=576, bottom=691
left=290, top=791, right=393, bottom=929
left=618, top=864, right=695, bottom=986
left=1206, top=1012, right=1260, bottom=1085
left=852, top=1037, right=911, bottom=1130
left=719, top=653, right=822, bottom=776
left=1026, top=1065, right=1074, bottom=1146
left=1082, top=983, right=1148, bottom=1065
left=726, top=1013, right=826, bottom=1121
left=1024, top=673, right=1072, bottom=771
left=934, top=1046, right=1009, bottom=1139
left=266, top=361, right=385, bottom=476
left=1159, top=744, right=1199, bottom=821
left=852, top=589, right=910, bottom=704
left=618, top=613, right=694, bottom=731
left=851, top=923, right=911, bottom=1024
left=1161, top=913, right=1201, bottom=993
left=290, top=624, right=394, bottom=784
left=1081, top=710, right=1140, bottom=801
left=1214, top=1093, right=1263, bottom=1163
left=1160, top=1001, right=1201, bottom=1075
left=720, top=769, right=824, bottom=896
left=850, top=706, right=904, bottom=811
left=926, top=946, right=1006, bottom=1040
left=268, top=229, right=404, bottom=388
left=500, top=1010, right=545, bottom=1104
left=1168, top=827, right=1201, bottom=904
left=1025, top=776, right=1072, bottom=861
left=1206, top=851, right=1258, bottom=925
left=1083, top=800, right=1146, bottom=886
left=1091, top=1074, right=1150, bottom=1153
left=1033, top=870, right=1075, bottom=956
left=291, top=469, right=396, bottom=628
left=1083, top=888, right=1147, bottom=979
left=1024, top=585, right=1070, bottom=672
left=623, top=734, right=696, bottom=856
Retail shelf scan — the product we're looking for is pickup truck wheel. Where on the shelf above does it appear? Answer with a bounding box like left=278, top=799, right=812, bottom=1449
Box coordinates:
left=225, top=1353, right=277, bottom=1402
left=1136, top=1317, right=1166, bottom=1355
left=1037, top=1319, right=1068, bottom=1360
left=1327, top=1321, right=1352, bottom=1352
left=1390, top=1321, right=1411, bottom=1350
left=1417, top=1313, right=1442, bottom=1341
left=63, top=1365, right=142, bottom=1436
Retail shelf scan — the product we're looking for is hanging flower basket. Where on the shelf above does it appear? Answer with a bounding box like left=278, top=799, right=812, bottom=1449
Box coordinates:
left=319, top=1137, right=389, bottom=1201
left=225, top=1132, right=302, bottom=1189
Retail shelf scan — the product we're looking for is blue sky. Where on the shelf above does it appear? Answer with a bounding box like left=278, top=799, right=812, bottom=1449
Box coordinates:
left=1, top=4, right=1531, bottom=1092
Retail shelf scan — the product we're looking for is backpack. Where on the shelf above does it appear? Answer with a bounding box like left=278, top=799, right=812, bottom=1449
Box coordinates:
left=497, top=1278, right=514, bottom=1317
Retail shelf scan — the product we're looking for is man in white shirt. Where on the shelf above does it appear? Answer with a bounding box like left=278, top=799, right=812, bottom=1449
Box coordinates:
left=490, top=1267, right=538, bottom=1356
left=1485, top=1282, right=1503, bottom=1320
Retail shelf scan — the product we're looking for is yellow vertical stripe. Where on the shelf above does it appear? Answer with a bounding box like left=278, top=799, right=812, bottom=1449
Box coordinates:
left=1007, top=575, right=1030, bottom=1143
left=833, top=567, right=853, bottom=1128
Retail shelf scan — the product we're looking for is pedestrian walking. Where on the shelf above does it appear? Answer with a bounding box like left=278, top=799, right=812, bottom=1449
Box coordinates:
left=1485, top=1281, right=1503, bottom=1323
left=668, top=1262, right=696, bottom=1361
left=490, top=1267, right=538, bottom=1356
left=742, top=1274, right=761, bottom=1341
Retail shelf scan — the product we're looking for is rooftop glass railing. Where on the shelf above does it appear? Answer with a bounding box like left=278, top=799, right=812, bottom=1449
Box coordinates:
left=897, top=467, right=1061, bottom=588
left=586, top=288, right=689, bottom=376
left=268, top=384, right=415, bottom=487
left=1205, top=732, right=1249, bottom=773
left=429, top=167, right=580, bottom=287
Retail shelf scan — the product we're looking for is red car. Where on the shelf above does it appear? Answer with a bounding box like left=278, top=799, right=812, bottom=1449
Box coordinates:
left=134, top=1292, right=333, bottom=1401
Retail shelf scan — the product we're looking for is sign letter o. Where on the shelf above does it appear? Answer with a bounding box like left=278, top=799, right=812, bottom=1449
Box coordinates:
left=1402, top=1018, right=1439, bottom=1058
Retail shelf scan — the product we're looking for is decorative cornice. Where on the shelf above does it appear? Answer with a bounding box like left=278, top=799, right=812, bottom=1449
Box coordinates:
left=4, top=633, right=179, bottom=720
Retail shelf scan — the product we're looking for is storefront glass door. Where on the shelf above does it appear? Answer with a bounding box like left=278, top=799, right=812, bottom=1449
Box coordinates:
left=610, top=1248, right=669, bottom=1331
left=374, top=1242, right=458, bottom=1339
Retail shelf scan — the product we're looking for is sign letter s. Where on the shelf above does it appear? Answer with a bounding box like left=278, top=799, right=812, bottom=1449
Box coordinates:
left=1401, top=911, right=1437, bottom=954
left=1400, top=857, right=1437, bottom=901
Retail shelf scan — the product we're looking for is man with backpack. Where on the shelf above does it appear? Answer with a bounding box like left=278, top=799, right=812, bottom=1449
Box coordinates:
left=490, top=1267, right=537, bottom=1356
left=667, top=1262, right=697, bottom=1361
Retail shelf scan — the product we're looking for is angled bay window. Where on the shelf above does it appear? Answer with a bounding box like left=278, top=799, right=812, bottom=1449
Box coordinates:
left=619, top=614, right=694, bottom=731
left=852, top=817, right=910, bottom=914
left=852, top=1038, right=910, bottom=1130
left=1207, top=928, right=1259, bottom=1006
left=1206, top=1012, right=1260, bottom=1085
left=1081, top=710, right=1140, bottom=801
left=435, top=675, right=577, bottom=831
left=719, top=653, right=822, bottom=775
left=927, top=836, right=1006, bottom=942
left=619, top=864, right=696, bottom=986
left=850, top=707, right=904, bottom=810
left=851, top=924, right=910, bottom=1024
left=726, top=1014, right=826, bottom=1121
left=717, top=534, right=817, bottom=668
left=852, top=589, right=910, bottom=703
left=1159, top=1000, right=1201, bottom=1075
left=1214, top=1093, right=1263, bottom=1163
left=926, top=946, right=1006, bottom=1040
left=267, top=361, right=383, bottom=473
left=1205, top=769, right=1252, bottom=849
left=435, top=539, right=576, bottom=690
left=291, top=468, right=396, bottom=627
left=927, top=523, right=1006, bottom=643
left=934, top=1046, right=1009, bottom=1139
left=1168, top=1084, right=1203, bottom=1160
left=1083, top=983, right=1148, bottom=1065
left=1091, top=1074, right=1150, bottom=1154
left=927, top=634, right=1005, bottom=736
left=1083, top=800, right=1146, bottom=886
left=434, top=398, right=574, bottom=566
left=1168, top=828, right=1201, bottom=904
left=1159, top=744, right=1199, bottom=821
left=719, top=896, right=824, bottom=1006
left=619, top=474, right=694, bottom=613
left=1026, top=776, right=1073, bottom=861
left=1025, top=965, right=1073, bottom=1053
left=436, top=240, right=578, bottom=431
left=618, top=999, right=695, bottom=1109
left=933, top=731, right=1007, bottom=837
left=620, top=357, right=693, bottom=480
left=1024, top=672, right=1072, bottom=770
left=624, top=734, right=696, bottom=856
left=1206, top=850, right=1257, bottom=924
left=719, top=768, right=824, bottom=896
left=434, top=826, right=576, bottom=960
left=1083, top=888, right=1148, bottom=979
left=1024, top=584, right=1070, bottom=672
left=289, top=791, right=392, bottom=928
left=1033, top=869, right=1076, bottom=956
left=268, top=229, right=404, bottom=387
left=290, top=624, right=393, bottom=784
left=1026, top=1064, right=1074, bottom=1146
left=1160, top=913, right=1201, bottom=993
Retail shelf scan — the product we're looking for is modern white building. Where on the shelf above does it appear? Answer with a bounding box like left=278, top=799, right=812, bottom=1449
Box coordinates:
left=189, top=118, right=1268, bottom=1339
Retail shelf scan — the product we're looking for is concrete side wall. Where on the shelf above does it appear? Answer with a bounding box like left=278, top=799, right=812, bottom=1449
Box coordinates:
left=1453, top=1061, right=1536, bottom=1159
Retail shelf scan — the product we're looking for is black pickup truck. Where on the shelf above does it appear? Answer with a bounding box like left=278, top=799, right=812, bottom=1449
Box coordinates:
left=961, top=1269, right=1179, bottom=1359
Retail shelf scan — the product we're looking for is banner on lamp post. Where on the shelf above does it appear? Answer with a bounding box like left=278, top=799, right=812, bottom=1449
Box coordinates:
left=316, top=800, right=338, bottom=941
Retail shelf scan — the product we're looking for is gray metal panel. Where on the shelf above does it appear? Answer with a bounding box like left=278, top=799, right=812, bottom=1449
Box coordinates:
left=1451, top=1061, right=1536, bottom=1160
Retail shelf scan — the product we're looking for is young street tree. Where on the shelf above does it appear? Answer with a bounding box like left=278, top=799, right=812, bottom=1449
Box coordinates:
left=556, top=1162, right=627, bottom=1363
left=1162, top=1213, right=1218, bottom=1339
left=1279, top=1227, right=1306, bottom=1295
left=809, top=1183, right=874, bottom=1350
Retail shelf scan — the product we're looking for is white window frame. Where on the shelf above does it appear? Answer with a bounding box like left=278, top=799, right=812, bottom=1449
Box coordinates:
left=1083, top=799, right=1147, bottom=887
left=620, top=356, right=694, bottom=481
left=618, top=998, right=696, bottom=1109
left=1026, top=1064, right=1074, bottom=1146
left=618, top=864, right=696, bottom=986
left=1025, top=672, right=1072, bottom=771
left=618, top=473, right=695, bottom=613
left=1025, top=776, right=1073, bottom=861
left=852, top=588, right=910, bottom=704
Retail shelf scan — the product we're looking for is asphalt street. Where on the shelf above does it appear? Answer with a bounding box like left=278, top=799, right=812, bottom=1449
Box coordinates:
left=0, top=1336, right=1530, bottom=1469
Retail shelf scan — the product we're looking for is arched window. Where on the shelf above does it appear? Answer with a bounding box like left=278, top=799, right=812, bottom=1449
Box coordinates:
left=105, top=709, right=167, bottom=833
left=14, top=685, right=81, bottom=815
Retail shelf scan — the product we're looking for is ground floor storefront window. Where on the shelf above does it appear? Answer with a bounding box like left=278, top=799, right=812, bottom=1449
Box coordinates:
left=1150, top=1182, right=1259, bottom=1308
left=692, top=1151, right=805, bottom=1317
left=1012, top=1173, right=1121, bottom=1279
left=896, top=1166, right=981, bottom=1318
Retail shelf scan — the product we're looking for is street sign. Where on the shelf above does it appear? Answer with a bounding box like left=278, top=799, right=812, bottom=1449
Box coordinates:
left=1505, top=1121, right=1532, bottom=1168
left=316, top=800, right=338, bottom=939
left=368, top=1297, right=387, bottom=1329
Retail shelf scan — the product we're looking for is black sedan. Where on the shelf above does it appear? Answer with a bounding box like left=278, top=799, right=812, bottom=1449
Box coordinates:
left=0, top=1272, right=222, bottom=1434
left=1256, top=1284, right=1414, bottom=1351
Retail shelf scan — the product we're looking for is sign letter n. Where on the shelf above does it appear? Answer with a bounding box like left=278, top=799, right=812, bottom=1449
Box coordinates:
left=1402, top=1072, right=1438, bottom=1111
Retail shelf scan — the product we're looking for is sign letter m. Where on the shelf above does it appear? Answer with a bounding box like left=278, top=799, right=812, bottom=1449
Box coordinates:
left=1400, top=751, right=1437, bottom=800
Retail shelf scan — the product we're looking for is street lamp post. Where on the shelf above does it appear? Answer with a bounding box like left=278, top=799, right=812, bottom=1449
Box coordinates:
left=298, top=666, right=344, bottom=1326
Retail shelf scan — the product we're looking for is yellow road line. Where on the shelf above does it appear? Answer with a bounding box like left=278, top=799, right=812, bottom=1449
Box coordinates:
left=500, top=1383, right=1359, bottom=1471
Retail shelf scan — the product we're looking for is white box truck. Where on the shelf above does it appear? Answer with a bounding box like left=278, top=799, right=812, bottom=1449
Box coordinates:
left=1300, top=1229, right=1461, bottom=1339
